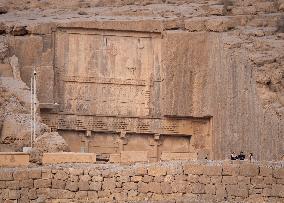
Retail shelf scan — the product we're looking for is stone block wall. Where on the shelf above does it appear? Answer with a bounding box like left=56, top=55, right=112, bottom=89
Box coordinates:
left=0, top=161, right=283, bottom=202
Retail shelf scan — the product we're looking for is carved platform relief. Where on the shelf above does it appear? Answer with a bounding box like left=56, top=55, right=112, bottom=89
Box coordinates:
left=55, top=29, right=158, bottom=117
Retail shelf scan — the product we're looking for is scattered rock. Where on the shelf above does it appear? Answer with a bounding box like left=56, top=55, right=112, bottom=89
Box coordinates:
left=34, top=132, right=70, bottom=153
left=11, top=25, right=28, bottom=36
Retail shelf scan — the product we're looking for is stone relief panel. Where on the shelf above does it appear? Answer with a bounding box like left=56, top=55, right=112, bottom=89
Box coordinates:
left=54, top=29, right=159, bottom=117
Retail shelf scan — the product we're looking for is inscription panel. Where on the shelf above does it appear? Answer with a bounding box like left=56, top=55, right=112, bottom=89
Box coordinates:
left=55, top=29, right=160, bottom=117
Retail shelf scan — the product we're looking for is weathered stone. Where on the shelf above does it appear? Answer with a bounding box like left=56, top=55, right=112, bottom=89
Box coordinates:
left=34, top=179, right=51, bottom=188
left=65, top=181, right=79, bottom=192
left=273, top=167, right=284, bottom=179
left=78, top=180, right=90, bottom=191
left=184, top=164, right=204, bottom=175
left=29, top=169, right=42, bottom=179
left=11, top=25, right=28, bottom=36
left=239, top=164, right=259, bottom=177
left=54, top=170, right=69, bottom=180
left=148, top=167, right=167, bottom=176
left=0, top=171, right=14, bottom=181
left=102, top=179, right=116, bottom=190
left=137, top=182, right=148, bottom=193
left=205, top=184, right=216, bottom=195
left=69, top=168, right=83, bottom=176
left=20, top=179, right=33, bottom=188
left=171, top=180, right=186, bottom=193
left=222, top=176, right=238, bottom=185
left=75, top=191, right=88, bottom=200
left=131, top=175, right=143, bottom=182
left=204, top=165, right=222, bottom=176
left=123, top=182, right=137, bottom=191
left=52, top=179, right=66, bottom=189
left=222, top=164, right=239, bottom=176
left=142, top=175, right=153, bottom=183
left=50, top=189, right=74, bottom=199
left=148, top=182, right=161, bottom=194
left=259, top=166, right=272, bottom=177
left=89, top=182, right=102, bottom=191
left=187, top=174, right=199, bottom=183
left=8, top=190, right=21, bottom=200
left=6, top=181, right=20, bottom=189
left=88, top=191, right=98, bottom=199
left=185, top=17, right=206, bottom=32
left=161, top=182, right=172, bottom=194
left=226, top=185, right=249, bottom=198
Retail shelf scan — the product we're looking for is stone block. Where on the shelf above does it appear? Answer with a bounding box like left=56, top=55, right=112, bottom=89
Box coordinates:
left=259, top=166, right=273, bottom=177
left=271, top=184, right=284, bottom=198
left=0, top=152, right=29, bottom=167
left=34, top=179, right=51, bottom=188
left=20, top=179, right=33, bottom=188
left=205, top=184, right=216, bottom=195
left=239, top=163, right=259, bottom=177
left=109, top=154, right=121, bottom=163
left=142, top=175, right=153, bottom=183
left=65, top=181, right=79, bottom=192
left=166, top=166, right=183, bottom=175
left=135, top=167, right=147, bottom=175
left=199, top=175, right=211, bottom=184
left=52, top=179, right=66, bottom=189
left=102, top=179, right=116, bottom=190
left=171, top=180, right=186, bottom=193
left=0, top=170, right=13, bottom=181
left=222, top=164, right=239, bottom=176
left=6, top=181, right=20, bottom=189
left=42, top=152, right=96, bottom=164
left=8, top=190, right=21, bottom=200
left=89, top=182, right=102, bottom=191
left=29, top=168, right=42, bottom=179
left=161, top=182, right=172, bottom=194
left=226, top=185, right=249, bottom=198
left=273, top=167, right=284, bottom=179
left=123, top=182, right=137, bottom=191
left=69, top=168, right=83, bottom=176
left=137, top=182, right=148, bottom=193
left=205, top=17, right=235, bottom=32
left=78, top=180, right=90, bottom=191
left=50, top=189, right=74, bottom=199
left=88, top=191, right=98, bottom=199
left=75, top=191, right=88, bottom=200
left=215, top=184, right=227, bottom=201
left=187, top=174, right=199, bottom=183
left=148, top=167, right=167, bottom=176
left=0, top=181, right=6, bottom=189
left=148, top=182, right=161, bottom=194
left=131, top=176, right=142, bottom=183
left=204, top=165, right=222, bottom=176
left=191, top=183, right=206, bottom=194
left=222, top=176, right=238, bottom=185
left=54, top=170, right=69, bottom=180
left=160, top=152, right=197, bottom=161
left=184, top=164, right=204, bottom=175
left=185, top=17, right=206, bottom=32
left=120, top=151, right=148, bottom=163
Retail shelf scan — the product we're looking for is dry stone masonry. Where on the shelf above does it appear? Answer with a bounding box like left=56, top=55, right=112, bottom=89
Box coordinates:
left=0, top=161, right=283, bottom=202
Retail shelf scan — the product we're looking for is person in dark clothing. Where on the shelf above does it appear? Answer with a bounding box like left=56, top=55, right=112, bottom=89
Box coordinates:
left=237, top=151, right=245, bottom=160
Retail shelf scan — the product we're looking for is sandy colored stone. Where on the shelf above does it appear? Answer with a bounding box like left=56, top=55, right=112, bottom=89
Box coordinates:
left=0, top=152, right=29, bottom=167
left=42, top=152, right=96, bottom=164
left=120, top=151, right=148, bottom=163
left=239, top=164, right=259, bottom=177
